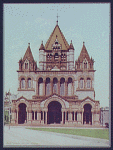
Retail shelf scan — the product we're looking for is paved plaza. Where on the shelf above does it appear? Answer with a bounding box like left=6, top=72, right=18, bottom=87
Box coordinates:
left=4, top=125, right=110, bottom=148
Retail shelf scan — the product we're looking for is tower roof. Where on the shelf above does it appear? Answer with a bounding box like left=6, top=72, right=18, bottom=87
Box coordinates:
left=69, top=40, right=74, bottom=50
left=39, top=41, right=45, bottom=50
left=78, top=42, right=91, bottom=62
left=23, top=43, right=34, bottom=62
left=45, top=24, right=69, bottom=50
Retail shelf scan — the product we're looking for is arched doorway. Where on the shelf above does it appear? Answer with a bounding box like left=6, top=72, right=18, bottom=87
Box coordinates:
left=18, top=103, right=27, bottom=124
left=47, top=101, right=62, bottom=124
left=83, top=104, right=92, bottom=125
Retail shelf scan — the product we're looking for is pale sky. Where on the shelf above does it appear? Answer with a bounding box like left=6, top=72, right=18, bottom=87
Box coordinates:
left=4, top=3, right=110, bottom=107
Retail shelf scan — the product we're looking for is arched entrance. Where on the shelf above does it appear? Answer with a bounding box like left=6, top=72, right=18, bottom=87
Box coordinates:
left=18, top=103, right=27, bottom=124
left=47, top=101, right=62, bottom=124
left=83, top=104, right=92, bottom=124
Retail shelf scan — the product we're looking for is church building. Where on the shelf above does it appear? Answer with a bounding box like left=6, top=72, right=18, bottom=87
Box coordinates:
left=11, top=19, right=100, bottom=126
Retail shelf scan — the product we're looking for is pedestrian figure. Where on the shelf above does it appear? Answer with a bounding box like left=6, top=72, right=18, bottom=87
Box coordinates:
left=9, top=124, right=10, bottom=130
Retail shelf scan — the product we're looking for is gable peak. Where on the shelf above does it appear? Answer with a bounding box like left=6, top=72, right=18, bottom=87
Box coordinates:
left=45, top=23, right=69, bottom=50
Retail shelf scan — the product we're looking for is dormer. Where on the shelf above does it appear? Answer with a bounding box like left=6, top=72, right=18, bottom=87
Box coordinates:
left=52, top=35, right=62, bottom=50
left=24, top=59, right=29, bottom=70
left=83, top=58, right=88, bottom=69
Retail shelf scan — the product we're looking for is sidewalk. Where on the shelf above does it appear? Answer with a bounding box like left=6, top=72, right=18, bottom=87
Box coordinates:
left=4, top=126, right=110, bottom=147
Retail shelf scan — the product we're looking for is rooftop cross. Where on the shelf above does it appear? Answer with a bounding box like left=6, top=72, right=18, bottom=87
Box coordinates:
left=56, top=13, right=60, bottom=25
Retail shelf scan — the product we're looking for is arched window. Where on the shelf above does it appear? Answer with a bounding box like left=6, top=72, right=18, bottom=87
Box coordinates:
left=53, top=78, right=58, bottom=93
left=87, top=78, right=91, bottom=88
left=25, top=63, right=28, bottom=69
left=46, top=78, right=50, bottom=96
left=84, top=62, right=87, bottom=69
left=80, top=78, right=84, bottom=88
left=68, top=77, right=73, bottom=96
left=60, top=78, right=65, bottom=96
left=38, top=78, right=43, bottom=96
left=27, top=78, right=31, bottom=88
left=21, top=78, right=25, bottom=89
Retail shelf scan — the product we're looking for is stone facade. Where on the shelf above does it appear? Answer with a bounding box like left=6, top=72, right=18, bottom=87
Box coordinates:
left=100, top=107, right=109, bottom=126
left=11, top=22, right=100, bottom=126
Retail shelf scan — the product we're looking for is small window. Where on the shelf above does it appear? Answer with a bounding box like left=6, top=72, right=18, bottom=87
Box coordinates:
left=28, top=78, right=31, bottom=88
left=87, top=78, right=91, bottom=88
left=21, top=78, right=25, bottom=89
left=80, top=78, right=84, bottom=88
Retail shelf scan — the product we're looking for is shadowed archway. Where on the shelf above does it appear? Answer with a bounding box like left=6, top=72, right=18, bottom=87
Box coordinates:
left=83, top=104, right=92, bottom=125
left=47, top=101, right=62, bottom=124
left=18, top=103, right=27, bottom=124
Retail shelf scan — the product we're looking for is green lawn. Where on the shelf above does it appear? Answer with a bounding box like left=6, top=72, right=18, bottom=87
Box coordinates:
left=26, top=128, right=109, bottom=140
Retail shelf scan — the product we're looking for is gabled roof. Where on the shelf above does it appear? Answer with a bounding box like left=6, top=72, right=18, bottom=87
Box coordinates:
left=23, top=43, right=34, bottom=62
left=45, top=24, right=69, bottom=50
left=78, top=42, right=91, bottom=62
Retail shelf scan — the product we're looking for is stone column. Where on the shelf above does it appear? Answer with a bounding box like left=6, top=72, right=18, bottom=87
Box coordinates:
left=43, top=111, right=44, bottom=124
left=16, top=110, right=18, bottom=124
left=43, top=80, right=46, bottom=96
left=28, top=110, right=32, bottom=123
left=37, top=111, right=41, bottom=124
left=37, top=82, right=39, bottom=96
left=65, top=111, right=67, bottom=121
left=74, top=112, right=75, bottom=121
left=81, top=112, right=83, bottom=124
left=77, top=111, right=82, bottom=124
left=58, top=80, right=60, bottom=95
left=92, top=112, right=94, bottom=125
left=62, top=111, right=64, bottom=124
left=50, top=81, right=53, bottom=95
left=65, top=81, right=68, bottom=96
left=34, top=111, right=35, bottom=120
left=45, top=111, right=47, bottom=124
left=27, top=111, right=29, bottom=122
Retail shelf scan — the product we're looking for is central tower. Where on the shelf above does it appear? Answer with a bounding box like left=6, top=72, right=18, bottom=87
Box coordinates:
left=39, top=23, right=75, bottom=71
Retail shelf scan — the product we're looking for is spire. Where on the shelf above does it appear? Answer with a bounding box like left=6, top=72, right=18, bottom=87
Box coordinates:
left=39, top=41, right=45, bottom=50
left=69, top=40, right=74, bottom=50
left=23, top=43, right=34, bottom=62
left=78, top=42, right=91, bottom=62
left=56, top=13, right=60, bottom=25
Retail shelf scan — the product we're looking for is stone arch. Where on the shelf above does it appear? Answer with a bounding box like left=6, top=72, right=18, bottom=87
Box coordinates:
left=16, top=98, right=29, bottom=111
left=85, top=75, right=93, bottom=81
left=19, top=75, right=27, bottom=81
left=78, top=75, right=85, bottom=81
left=44, top=97, right=66, bottom=109
left=67, top=76, right=75, bottom=82
left=36, top=76, right=45, bottom=81
left=80, top=100, right=95, bottom=110
left=26, top=75, right=34, bottom=81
